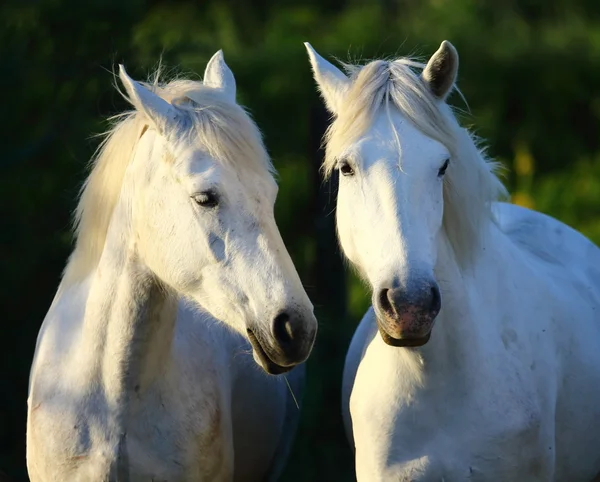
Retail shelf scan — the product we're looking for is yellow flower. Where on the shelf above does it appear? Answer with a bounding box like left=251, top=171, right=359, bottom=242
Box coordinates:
left=514, top=142, right=534, bottom=177
left=512, top=192, right=535, bottom=209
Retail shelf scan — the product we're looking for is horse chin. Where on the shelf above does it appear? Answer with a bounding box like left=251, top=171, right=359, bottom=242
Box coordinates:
left=376, top=322, right=432, bottom=348
left=246, top=328, right=293, bottom=375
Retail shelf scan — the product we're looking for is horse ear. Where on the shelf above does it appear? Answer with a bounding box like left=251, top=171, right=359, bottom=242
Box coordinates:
left=118, top=65, right=177, bottom=134
left=422, top=40, right=459, bottom=101
left=203, top=50, right=236, bottom=102
left=304, top=42, right=350, bottom=114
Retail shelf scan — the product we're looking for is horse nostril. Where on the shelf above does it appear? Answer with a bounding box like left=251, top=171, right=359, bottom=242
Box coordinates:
left=430, top=284, right=441, bottom=313
left=273, top=312, right=294, bottom=345
left=378, top=288, right=394, bottom=316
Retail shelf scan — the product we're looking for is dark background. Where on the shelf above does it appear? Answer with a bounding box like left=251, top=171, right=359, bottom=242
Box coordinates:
left=2, top=0, right=600, bottom=480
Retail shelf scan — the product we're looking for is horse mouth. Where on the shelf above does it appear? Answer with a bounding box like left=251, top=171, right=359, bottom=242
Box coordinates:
left=246, top=329, right=293, bottom=375
left=376, top=322, right=432, bottom=348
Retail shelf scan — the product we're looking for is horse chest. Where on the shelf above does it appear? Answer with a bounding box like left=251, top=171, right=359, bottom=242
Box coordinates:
left=352, top=388, right=552, bottom=480
left=349, top=336, right=553, bottom=481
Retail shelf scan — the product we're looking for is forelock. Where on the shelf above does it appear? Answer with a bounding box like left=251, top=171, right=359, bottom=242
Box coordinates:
left=323, top=57, right=455, bottom=176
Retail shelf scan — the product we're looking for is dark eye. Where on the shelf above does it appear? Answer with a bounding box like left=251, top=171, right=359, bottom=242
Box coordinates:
left=192, top=191, right=219, bottom=208
left=438, top=159, right=449, bottom=177
left=339, top=161, right=355, bottom=177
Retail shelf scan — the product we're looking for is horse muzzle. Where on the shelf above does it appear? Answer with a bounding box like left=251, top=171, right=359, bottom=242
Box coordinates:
left=246, top=310, right=317, bottom=374
left=247, top=328, right=295, bottom=374
left=373, top=279, right=441, bottom=347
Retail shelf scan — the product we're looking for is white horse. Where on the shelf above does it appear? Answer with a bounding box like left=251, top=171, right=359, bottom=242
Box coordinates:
left=26, top=51, right=317, bottom=482
left=305, top=40, right=600, bottom=481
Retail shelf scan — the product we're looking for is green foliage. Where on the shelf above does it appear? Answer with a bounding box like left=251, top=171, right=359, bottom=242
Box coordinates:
left=1, top=0, right=600, bottom=480
left=534, top=156, right=600, bottom=241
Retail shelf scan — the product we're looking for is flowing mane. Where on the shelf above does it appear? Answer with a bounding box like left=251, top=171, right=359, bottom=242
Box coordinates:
left=62, top=72, right=274, bottom=286
left=324, top=57, right=508, bottom=267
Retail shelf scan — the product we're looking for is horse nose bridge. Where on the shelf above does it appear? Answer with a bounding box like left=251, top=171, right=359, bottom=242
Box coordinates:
left=378, top=170, right=430, bottom=246
left=252, top=226, right=305, bottom=298
left=372, top=204, right=419, bottom=266
left=393, top=203, right=428, bottom=248
left=375, top=251, right=429, bottom=294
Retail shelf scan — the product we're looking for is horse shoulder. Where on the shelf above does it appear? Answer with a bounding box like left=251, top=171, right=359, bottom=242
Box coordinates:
left=27, top=282, right=97, bottom=476
left=342, top=306, right=378, bottom=449
left=28, top=299, right=235, bottom=482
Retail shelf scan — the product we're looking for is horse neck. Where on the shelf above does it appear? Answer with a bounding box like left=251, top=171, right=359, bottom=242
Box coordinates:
left=80, top=203, right=178, bottom=406
left=416, top=228, right=492, bottom=377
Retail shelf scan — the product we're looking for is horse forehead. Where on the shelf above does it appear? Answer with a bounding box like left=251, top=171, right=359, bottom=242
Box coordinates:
left=215, top=164, right=278, bottom=208
left=178, top=152, right=216, bottom=176
left=169, top=144, right=277, bottom=202
left=242, top=172, right=278, bottom=207
left=362, top=110, right=447, bottom=162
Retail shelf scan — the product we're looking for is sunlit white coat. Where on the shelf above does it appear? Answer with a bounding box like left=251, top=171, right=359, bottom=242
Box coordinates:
left=306, top=40, right=600, bottom=481
left=27, top=52, right=317, bottom=482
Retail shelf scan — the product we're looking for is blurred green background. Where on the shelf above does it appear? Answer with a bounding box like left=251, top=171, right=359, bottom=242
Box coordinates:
left=2, top=0, right=600, bottom=480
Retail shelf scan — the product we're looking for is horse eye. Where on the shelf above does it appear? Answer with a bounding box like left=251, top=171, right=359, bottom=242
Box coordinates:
left=339, top=161, right=355, bottom=177
left=438, top=159, right=449, bottom=177
left=192, top=191, right=219, bottom=208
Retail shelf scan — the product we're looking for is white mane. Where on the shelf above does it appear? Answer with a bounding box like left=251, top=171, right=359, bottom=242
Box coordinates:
left=62, top=72, right=274, bottom=286
left=324, top=58, right=508, bottom=267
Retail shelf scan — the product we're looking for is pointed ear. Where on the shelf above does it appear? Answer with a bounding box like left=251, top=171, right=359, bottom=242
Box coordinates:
left=203, top=50, right=236, bottom=102
left=304, top=42, right=349, bottom=114
left=422, top=40, right=459, bottom=101
left=119, top=65, right=177, bottom=134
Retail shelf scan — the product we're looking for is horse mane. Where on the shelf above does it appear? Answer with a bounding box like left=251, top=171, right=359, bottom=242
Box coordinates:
left=323, top=57, right=508, bottom=268
left=62, top=70, right=273, bottom=286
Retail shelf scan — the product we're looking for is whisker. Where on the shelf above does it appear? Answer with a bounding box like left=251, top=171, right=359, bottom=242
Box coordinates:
left=283, top=375, right=300, bottom=410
